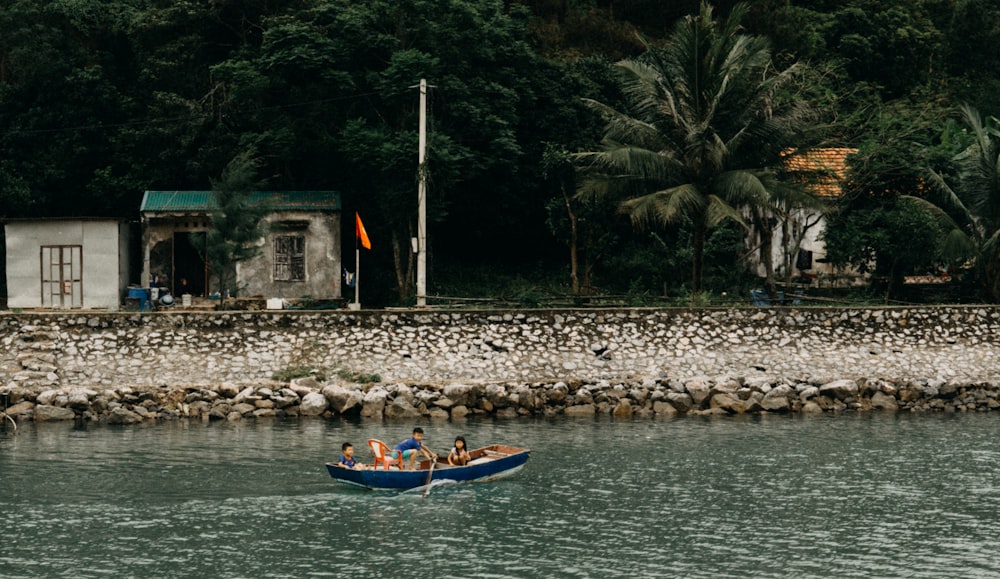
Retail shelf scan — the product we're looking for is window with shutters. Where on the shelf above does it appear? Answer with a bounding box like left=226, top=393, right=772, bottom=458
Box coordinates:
left=274, top=235, right=305, bottom=281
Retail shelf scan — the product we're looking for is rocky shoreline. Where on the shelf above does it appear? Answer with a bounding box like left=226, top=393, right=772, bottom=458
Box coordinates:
left=3, top=372, right=998, bottom=427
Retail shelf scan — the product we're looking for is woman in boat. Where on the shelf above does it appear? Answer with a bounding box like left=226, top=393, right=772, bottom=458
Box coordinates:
left=448, top=436, right=471, bottom=466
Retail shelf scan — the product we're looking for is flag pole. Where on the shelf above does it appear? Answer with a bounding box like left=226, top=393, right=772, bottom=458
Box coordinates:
left=353, top=245, right=360, bottom=309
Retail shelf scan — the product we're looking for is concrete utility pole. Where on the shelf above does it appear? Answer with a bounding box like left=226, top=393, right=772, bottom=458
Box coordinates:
left=415, top=78, right=428, bottom=307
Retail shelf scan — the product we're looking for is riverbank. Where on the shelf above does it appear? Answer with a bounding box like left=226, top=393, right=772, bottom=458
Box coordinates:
left=2, top=371, right=998, bottom=426
left=2, top=305, right=1000, bottom=425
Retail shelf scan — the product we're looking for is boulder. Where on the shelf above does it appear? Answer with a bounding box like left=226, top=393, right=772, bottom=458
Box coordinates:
left=384, top=397, right=422, bottom=419
left=451, top=405, right=471, bottom=419
left=3, top=401, right=35, bottom=416
left=652, top=400, right=679, bottom=416
left=761, top=385, right=793, bottom=411
left=36, top=389, right=61, bottom=406
left=760, top=393, right=790, bottom=412
left=299, top=392, right=329, bottom=416
left=107, top=406, right=143, bottom=424
left=209, top=403, right=231, bottom=420
left=665, top=392, right=693, bottom=413
left=572, top=387, right=594, bottom=405
left=939, top=380, right=961, bottom=397
left=322, top=385, right=364, bottom=415
left=871, top=391, right=899, bottom=411
left=272, top=394, right=299, bottom=408
left=443, top=383, right=473, bottom=407
left=67, top=388, right=97, bottom=409
left=290, top=377, right=322, bottom=391
left=427, top=408, right=450, bottom=420
left=712, top=380, right=740, bottom=394
left=361, top=388, right=388, bottom=418
left=564, top=403, right=595, bottom=417
left=612, top=399, right=633, bottom=417
left=743, top=394, right=764, bottom=413
left=818, top=379, right=858, bottom=401
left=233, top=386, right=259, bottom=403
left=33, top=404, right=75, bottom=422
left=217, top=383, right=241, bottom=398
left=798, top=386, right=819, bottom=402
left=432, top=397, right=455, bottom=409
left=709, top=392, right=745, bottom=414
left=131, top=405, right=154, bottom=418
left=516, top=386, right=543, bottom=412
left=547, top=383, right=569, bottom=403
left=484, top=384, right=508, bottom=408
left=686, top=381, right=711, bottom=406
left=393, top=384, right=415, bottom=403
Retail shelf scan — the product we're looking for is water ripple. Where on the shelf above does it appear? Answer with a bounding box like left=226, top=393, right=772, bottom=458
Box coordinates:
left=2, top=414, right=1000, bottom=577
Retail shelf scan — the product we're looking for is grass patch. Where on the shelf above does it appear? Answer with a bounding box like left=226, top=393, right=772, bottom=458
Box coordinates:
left=271, top=365, right=327, bottom=382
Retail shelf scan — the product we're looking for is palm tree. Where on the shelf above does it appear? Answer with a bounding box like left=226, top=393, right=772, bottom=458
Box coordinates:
left=921, top=104, right=1000, bottom=301
left=575, top=1, right=820, bottom=294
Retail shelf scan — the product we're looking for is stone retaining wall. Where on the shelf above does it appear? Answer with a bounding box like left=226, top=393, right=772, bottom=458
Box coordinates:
left=1, top=306, right=1000, bottom=423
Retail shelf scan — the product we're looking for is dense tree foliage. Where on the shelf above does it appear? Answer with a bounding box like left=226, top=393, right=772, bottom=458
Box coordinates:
left=920, top=105, right=1000, bottom=301
left=1, top=0, right=999, bottom=304
left=576, top=2, right=823, bottom=294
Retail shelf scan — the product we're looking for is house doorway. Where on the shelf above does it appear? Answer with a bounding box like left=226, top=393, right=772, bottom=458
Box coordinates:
left=40, top=245, right=82, bottom=308
left=173, top=232, right=206, bottom=297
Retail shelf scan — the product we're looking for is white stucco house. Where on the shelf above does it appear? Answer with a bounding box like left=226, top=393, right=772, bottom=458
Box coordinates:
left=747, top=147, right=861, bottom=287
left=3, top=218, right=132, bottom=310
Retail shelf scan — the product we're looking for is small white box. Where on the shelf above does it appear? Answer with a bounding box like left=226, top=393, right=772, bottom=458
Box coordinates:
left=266, top=298, right=284, bottom=310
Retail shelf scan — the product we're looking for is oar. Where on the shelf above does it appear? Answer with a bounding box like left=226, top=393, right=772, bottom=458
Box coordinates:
left=421, top=456, right=436, bottom=499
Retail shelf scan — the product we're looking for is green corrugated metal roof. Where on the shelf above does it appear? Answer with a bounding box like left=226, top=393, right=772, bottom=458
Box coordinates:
left=140, top=191, right=341, bottom=212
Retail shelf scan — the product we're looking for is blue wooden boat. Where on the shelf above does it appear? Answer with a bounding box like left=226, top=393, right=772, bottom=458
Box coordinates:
left=325, top=444, right=530, bottom=490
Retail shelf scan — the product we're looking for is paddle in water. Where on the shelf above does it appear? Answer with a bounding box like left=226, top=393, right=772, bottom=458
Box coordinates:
left=422, top=458, right=436, bottom=498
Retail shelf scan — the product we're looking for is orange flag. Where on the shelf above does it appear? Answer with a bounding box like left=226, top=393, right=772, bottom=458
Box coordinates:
left=355, top=212, right=372, bottom=250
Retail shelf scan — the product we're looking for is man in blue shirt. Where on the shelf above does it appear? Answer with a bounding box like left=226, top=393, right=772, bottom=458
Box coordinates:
left=391, top=427, right=438, bottom=471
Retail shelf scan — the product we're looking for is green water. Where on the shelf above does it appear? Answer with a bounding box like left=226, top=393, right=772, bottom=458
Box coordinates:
left=2, top=413, right=999, bottom=578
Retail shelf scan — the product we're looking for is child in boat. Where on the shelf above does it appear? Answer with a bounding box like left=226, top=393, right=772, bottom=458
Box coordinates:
left=448, top=435, right=471, bottom=466
left=337, top=442, right=366, bottom=470
left=391, top=427, right=438, bottom=470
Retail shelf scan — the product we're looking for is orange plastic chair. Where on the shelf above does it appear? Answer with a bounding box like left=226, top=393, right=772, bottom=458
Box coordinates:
left=368, top=439, right=396, bottom=470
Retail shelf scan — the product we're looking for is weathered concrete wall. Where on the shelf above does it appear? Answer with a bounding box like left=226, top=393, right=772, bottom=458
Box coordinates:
left=4, top=220, right=129, bottom=310
left=238, top=211, right=341, bottom=300
left=2, top=306, right=1000, bottom=392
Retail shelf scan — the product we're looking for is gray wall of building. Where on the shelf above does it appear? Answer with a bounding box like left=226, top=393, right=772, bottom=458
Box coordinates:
left=238, top=211, right=341, bottom=300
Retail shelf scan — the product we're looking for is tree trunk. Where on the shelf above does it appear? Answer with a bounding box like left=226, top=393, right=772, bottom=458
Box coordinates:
left=758, top=218, right=778, bottom=300
left=883, top=257, right=898, bottom=305
left=563, top=187, right=580, bottom=295
left=391, top=230, right=414, bottom=301
left=691, top=218, right=706, bottom=294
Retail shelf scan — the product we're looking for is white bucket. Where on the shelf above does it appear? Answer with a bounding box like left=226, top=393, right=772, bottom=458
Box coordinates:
left=181, top=294, right=192, bottom=307
left=266, top=298, right=284, bottom=310
left=150, top=287, right=159, bottom=301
